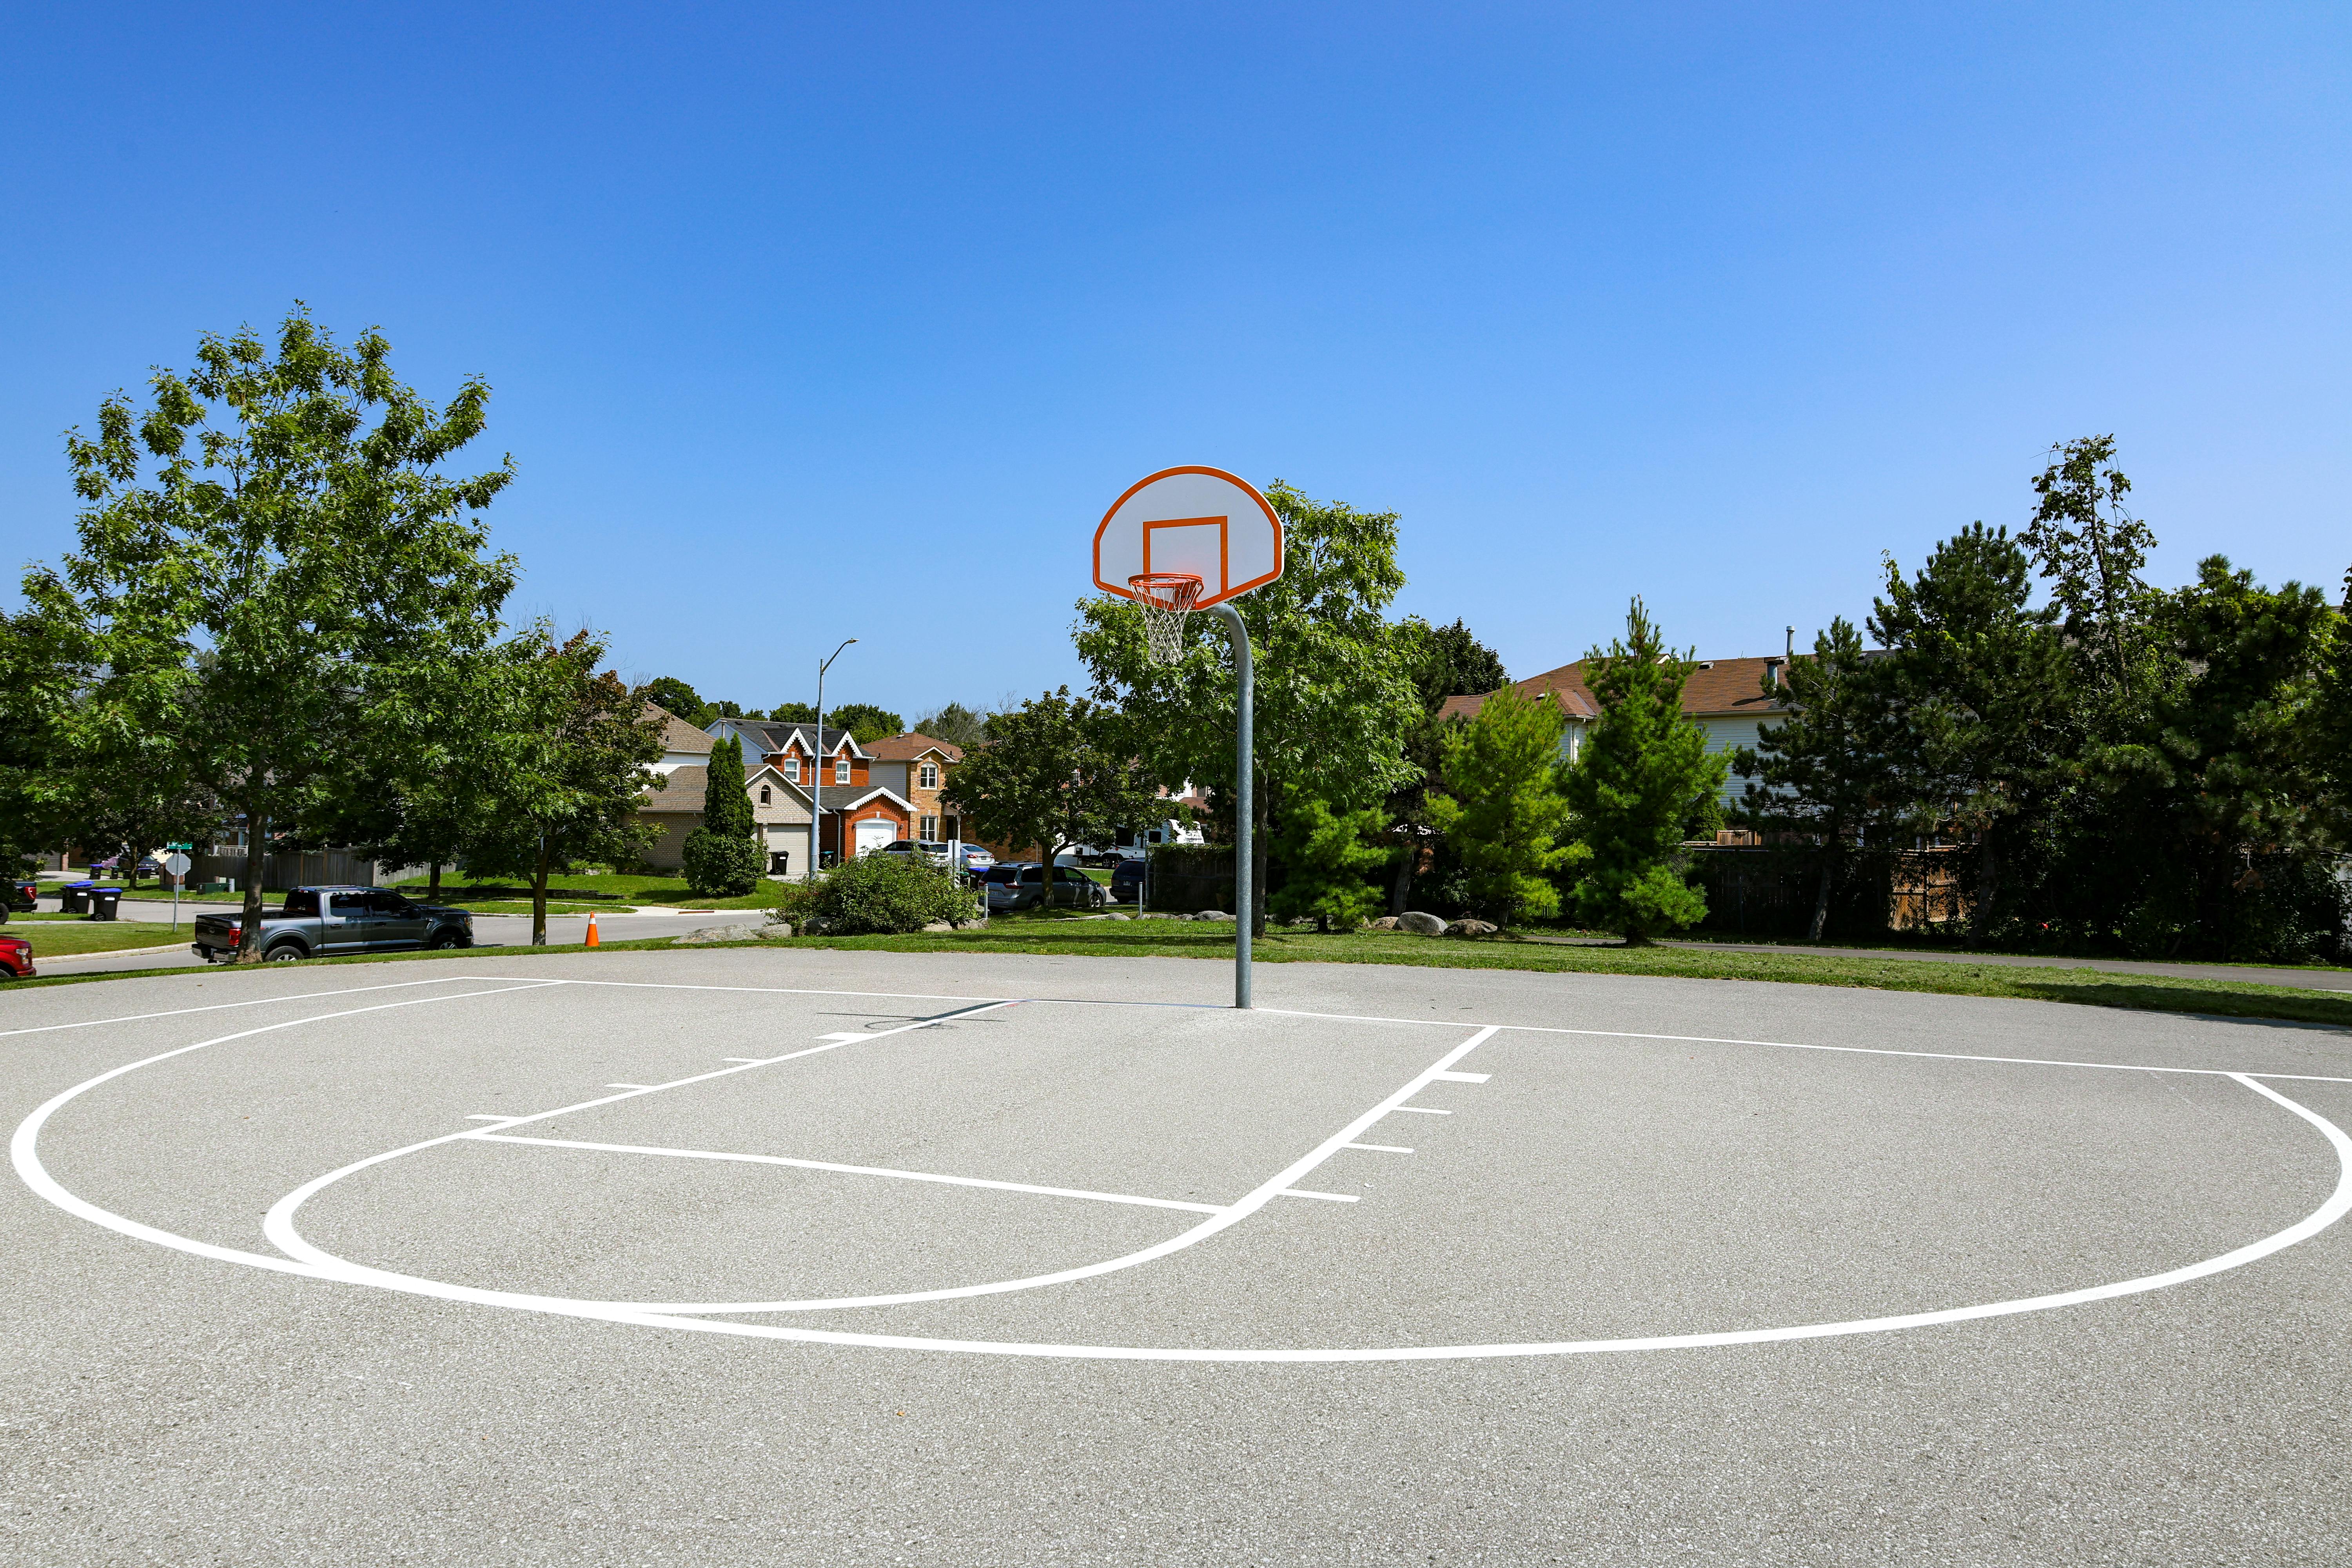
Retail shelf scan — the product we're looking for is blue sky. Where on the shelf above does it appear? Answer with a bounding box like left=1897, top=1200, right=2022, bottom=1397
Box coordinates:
left=4, top=4, right=2346, bottom=719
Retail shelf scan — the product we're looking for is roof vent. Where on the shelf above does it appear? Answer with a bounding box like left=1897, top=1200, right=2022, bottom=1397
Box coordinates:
left=1697, top=661, right=1713, bottom=670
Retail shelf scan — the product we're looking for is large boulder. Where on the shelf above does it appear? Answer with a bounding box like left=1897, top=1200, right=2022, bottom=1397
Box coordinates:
left=670, top=922, right=770, bottom=946
left=1194, top=909, right=1236, bottom=922
left=1445, top=919, right=1500, bottom=938
left=1396, top=910, right=1447, bottom=936
left=1368, top=915, right=1400, bottom=931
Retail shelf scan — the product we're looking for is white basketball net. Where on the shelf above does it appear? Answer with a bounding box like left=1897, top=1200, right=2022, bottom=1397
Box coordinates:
left=1129, top=573, right=1203, bottom=665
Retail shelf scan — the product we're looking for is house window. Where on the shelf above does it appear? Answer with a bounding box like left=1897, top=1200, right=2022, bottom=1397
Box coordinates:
left=783, top=758, right=800, bottom=783
left=920, top=815, right=938, bottom=840
left=835, top=758, right=850, bottom=784
left=918, top=761, right=939, bottom=790
left=759, top=785, right=771, bottom=805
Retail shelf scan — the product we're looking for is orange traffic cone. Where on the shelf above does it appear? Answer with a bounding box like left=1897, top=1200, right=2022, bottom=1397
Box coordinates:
left=585, top=911, right=601, bottom=948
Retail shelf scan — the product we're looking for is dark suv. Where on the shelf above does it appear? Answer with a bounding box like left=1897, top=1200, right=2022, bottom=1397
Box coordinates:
left=981, top=863, right=1107, bottom=913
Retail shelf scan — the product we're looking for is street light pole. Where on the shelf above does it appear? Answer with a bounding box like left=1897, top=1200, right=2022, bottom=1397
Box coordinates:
left=809, top=637, right=856, bottom=881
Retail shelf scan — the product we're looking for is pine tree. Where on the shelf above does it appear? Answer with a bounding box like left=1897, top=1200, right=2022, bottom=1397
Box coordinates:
left=1559, top=599, right=1725, bottom=943
left=682, top=733, right=761, bottom=896
left=1269, top=795, right=1391, bottom=931
left=1731, top=617, right=1891, bottom=941
left=1427, top=686, right=1574, bottom=925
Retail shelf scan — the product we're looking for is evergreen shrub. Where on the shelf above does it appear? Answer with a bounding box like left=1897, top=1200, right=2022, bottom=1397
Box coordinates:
left=809, top=853, right=977, bottom=935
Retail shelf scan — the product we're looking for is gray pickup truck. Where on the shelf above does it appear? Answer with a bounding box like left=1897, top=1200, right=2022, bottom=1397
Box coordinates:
left=192, top=886, right=475, bottom=963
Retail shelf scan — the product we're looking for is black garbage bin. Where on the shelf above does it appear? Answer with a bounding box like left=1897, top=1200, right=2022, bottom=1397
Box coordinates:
left=89, top=886, right=123, bottom=921
left=62, top=882, right=93, bottom=914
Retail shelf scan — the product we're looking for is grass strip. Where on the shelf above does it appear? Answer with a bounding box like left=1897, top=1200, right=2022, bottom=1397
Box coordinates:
left=7, top=921, right=2348, bottom=1030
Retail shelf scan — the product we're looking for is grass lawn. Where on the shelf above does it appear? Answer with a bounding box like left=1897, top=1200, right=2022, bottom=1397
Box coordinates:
left=9, top=914, right=2348, bottom=1032
left=5, top=915, right=192, bottom=957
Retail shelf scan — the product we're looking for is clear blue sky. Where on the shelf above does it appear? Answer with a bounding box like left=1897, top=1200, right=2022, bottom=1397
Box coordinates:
left=4, top=4, right=2346, bottom=719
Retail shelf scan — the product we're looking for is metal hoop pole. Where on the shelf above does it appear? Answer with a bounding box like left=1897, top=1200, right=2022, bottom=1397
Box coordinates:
left=1206, top=603, right=1252, bottom=1009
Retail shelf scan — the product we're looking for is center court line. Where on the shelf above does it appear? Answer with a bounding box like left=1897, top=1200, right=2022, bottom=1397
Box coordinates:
left=0, top=974, right=531, bottom=1040
left=1390, top=1106, right=1451, bottom=1115
left=1277, top=1189, right=1360, bottom=1203
left=1345, top=1143, right=1414, bottom=1154
left=470, top=1134, right=1227, bottom=1214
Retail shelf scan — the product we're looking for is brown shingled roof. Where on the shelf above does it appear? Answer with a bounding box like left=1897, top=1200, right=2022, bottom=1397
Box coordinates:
left=647, top=706, right=716, bottom=754
left=640, top=765, right=708, bottom=812
left=1441, top=655, right=1791, bottom=725
left=864, top=732, right=965, bottom=764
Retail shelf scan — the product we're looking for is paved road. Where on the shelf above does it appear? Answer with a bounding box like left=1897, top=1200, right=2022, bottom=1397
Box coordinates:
left=6, top=948, right=2349, bottom=1563
left=24, top=898, right=759, bottom=977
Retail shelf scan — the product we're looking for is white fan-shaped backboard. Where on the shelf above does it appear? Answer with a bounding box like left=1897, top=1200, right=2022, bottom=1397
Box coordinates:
left=1093, top=467, right=1285, bottom=608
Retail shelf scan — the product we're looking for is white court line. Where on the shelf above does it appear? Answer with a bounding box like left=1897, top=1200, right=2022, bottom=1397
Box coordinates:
left=0, top=974, right=519, bottom=1040
left=473, top=1134, right=1227, bottom=1214
left=1390, top=1106, right=1451, bottom=1115
left=1252, top=1005, right=2352, bottom=1084
left=605, top=1083, right=654, bottom=1090
left=265, top=1024, right=1505, bottom=1316
left=1346, top=1144, right=1413, bottom=1154
left=8, top=982, right=564, bottom=1279
left=18, top=982, right=2352, bottom=1362
left=1433, top=1071, right=1490, bottom=1083
left=1277, top=1189, right=1360, bottom=1203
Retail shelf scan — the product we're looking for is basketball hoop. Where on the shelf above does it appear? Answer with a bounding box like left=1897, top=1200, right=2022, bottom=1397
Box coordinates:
left=1128, top=572, right=1202, bottom=665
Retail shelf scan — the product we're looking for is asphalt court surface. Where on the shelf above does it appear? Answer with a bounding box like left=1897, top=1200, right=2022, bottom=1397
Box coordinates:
left=8, top=950, right=2352, bottom=1563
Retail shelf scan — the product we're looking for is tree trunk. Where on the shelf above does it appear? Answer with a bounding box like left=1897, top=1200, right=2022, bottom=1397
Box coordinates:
left=427, top=861, right=443, bottom=902
left=236, top=807, right=267, bottom=964
left=1390, top=837, right=1415, bottom=915
left=532, top=837, right=550, bottom=946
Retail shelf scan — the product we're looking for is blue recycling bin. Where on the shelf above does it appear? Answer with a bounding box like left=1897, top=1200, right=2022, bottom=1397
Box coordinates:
left=62, top=880, right=94, bottom=914
left=88, top=887, right=122, bottom=921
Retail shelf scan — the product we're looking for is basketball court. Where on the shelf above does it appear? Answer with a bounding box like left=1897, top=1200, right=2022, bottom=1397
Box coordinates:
left=7, top=947, right=2352, bottom=1560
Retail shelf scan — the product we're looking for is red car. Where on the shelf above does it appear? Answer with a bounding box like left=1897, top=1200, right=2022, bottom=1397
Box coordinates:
left=0, top=933, right=33, bottom=980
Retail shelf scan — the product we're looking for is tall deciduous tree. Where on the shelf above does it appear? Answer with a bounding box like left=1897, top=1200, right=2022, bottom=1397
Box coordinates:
left=1560, top=599, right=1725, bottom=943
left=1426, top=686, right=1573, bottom=925
left=642, top=677, right=709, bottom=729
left=824, top=703, right=903, bottom=742
left=23, top=308, right=516, bottom=960
left=2024, top=435, right=2160, bottom=714
left=1732, top=617, right=1892, bottom=941
left=463, top=630, right=664, bottom=944
left=942, top=688, right=1160, bottom=900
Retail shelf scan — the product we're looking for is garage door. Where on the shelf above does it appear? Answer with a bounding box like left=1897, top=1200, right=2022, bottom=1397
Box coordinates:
left=854, top=819, right=895, bottom=856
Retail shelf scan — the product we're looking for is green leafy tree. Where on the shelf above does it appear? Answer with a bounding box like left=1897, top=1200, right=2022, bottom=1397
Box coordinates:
left=943, top=688, right=1160, bottom=901
left=765, top=701, right=815, bottom=724
left=643, top=676, right=709, bottom=728
left=1268, top=795, right=1391, bottom=931
left=1076, top=481, right=1423, bottom=930
left=913, top=702, right=991, bottom=748
left=825, top=702, right=904, bottom=743
left=2024, top=436, right=2161, bottom=715
left=1426, top=686, right=1573, bottom=925
left=1560, top=599, right=1725, bottom=943
left=463, top=630, right=664, bottom=943
left=2107, top=557, right=2342, bottom=957
left=682, top=734, right=762, bottom=896
left=1385, top=616, right=1510, bottom=910
left=21, top=307, right=516, bottom=960
left=1870, top=523, right=2076, bottom=936
left=1732, top=617, right=1893, bottom=941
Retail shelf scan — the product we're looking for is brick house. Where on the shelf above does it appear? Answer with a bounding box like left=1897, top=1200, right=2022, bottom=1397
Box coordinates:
left=705, top=719, right=916, bottom=864
left=864, top=733, right=967, bottom=843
